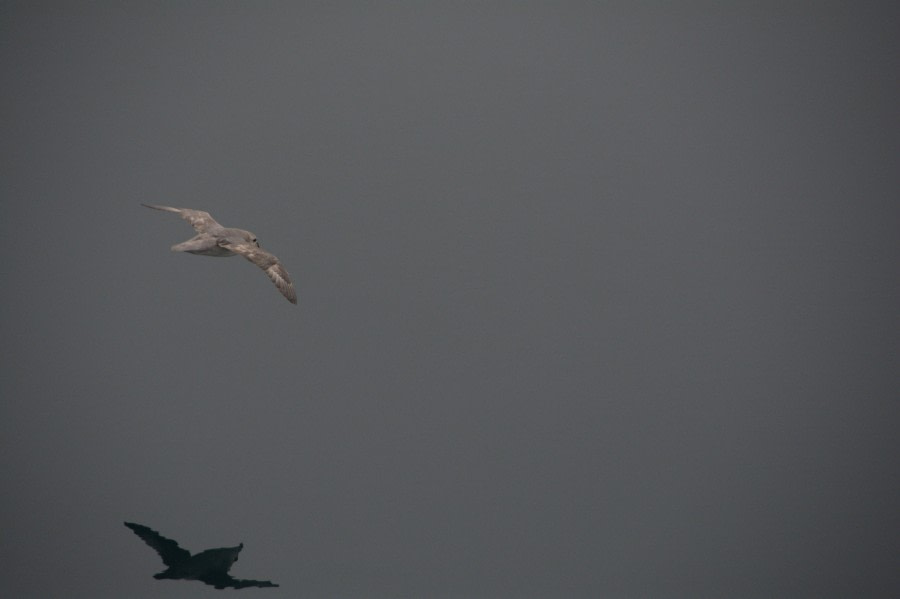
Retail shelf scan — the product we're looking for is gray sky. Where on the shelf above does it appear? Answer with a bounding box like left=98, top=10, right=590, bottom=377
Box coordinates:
left=1, top=3, right=898, bottom=598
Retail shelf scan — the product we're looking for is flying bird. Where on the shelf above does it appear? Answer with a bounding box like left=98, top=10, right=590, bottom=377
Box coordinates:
left=142, top=204, right=297, bottom=304
left=124, top=522, right=279, bottom=590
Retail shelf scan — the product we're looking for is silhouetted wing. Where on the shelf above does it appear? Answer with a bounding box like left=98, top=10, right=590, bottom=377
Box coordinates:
left=124, top=522, right=191, bottom=567
left=142, top=204, right=223, bottom=233
left=219, top=240, right=297, bottom=304
left=200, top=573, right=279, bottom=589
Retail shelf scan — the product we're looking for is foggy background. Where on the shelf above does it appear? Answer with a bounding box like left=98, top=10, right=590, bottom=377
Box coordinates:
left=1, top=3, right=898, bottom=598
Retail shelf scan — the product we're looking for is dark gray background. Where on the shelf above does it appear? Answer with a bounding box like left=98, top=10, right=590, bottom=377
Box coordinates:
left=1, top=3, right=898, bottom=598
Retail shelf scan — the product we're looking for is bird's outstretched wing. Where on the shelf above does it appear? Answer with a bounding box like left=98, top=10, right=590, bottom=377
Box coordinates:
left=142, top=204, right=223, bottom=233
left=218, top=240, right=298, bottom=304
left=124, top=522, right=191, bottom=568
left=200, top=573, right=280, bottom=589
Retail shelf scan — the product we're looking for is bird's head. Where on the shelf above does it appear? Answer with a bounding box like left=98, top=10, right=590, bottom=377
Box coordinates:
left=242, top=231, right=260, bottom=247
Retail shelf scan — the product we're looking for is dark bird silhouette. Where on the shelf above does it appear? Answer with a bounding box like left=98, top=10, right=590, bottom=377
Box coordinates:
left=142, top=203, right=297, bottom=304
left=124, top=522, right=279, bottom=590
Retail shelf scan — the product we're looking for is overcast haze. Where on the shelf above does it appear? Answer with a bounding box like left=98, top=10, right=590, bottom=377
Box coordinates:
left=1, top=3, right=898, bottom=598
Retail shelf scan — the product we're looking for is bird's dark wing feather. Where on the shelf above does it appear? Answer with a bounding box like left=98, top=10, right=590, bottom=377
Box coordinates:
left=218, top=240, right=298, bottom=304
left=200, top=573, right=279, bottom=589
left=141, top=204, right=223, bottom=233
left=124, top=522, right=191, bottom=567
